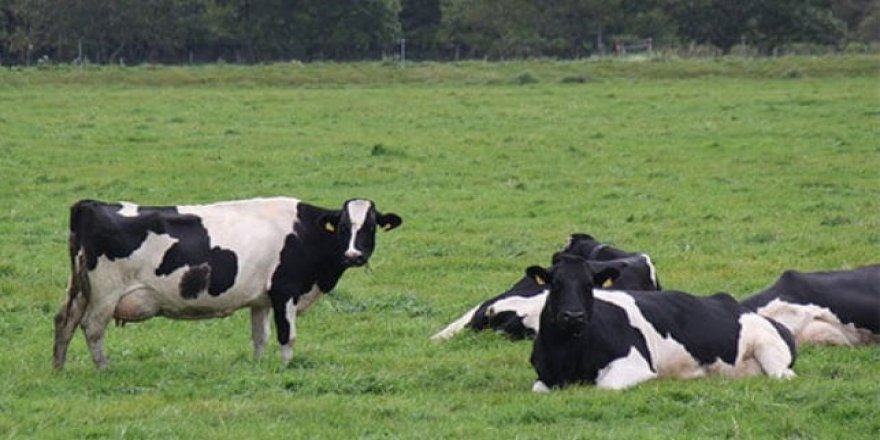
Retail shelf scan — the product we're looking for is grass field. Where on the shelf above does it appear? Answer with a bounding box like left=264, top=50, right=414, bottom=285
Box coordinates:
left=1, top=56, right=878, bottom=438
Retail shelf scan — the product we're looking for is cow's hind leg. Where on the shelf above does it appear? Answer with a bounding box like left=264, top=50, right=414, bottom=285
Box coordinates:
left=799, top=320, right=854, bottom=346
left=80, top=298, right=117, bottom=370
left=754, top=340, right=796, bottom=380
left=53, top=279, right=87, bottom=370
left=250, top=306, right=271, bottom=360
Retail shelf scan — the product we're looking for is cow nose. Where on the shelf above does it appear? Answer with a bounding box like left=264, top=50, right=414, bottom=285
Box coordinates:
left=561, top=310, right=585, bottom=323
left=344, top=251, right=366, bottom=266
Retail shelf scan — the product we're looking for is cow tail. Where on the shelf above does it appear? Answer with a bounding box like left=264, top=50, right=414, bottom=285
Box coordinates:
left=63, top=201, right=92, bottom=322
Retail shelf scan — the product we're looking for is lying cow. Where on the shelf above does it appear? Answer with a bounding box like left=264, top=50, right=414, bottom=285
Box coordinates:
left=430, top=234, right=660, bottom=340
left=529, top=254, right=796, bottom=391
left=741, top=265, right=880, bottom=346
left=53, top=197, right=402, bottom=370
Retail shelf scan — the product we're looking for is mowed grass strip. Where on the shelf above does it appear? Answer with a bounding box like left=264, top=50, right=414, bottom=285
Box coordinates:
left=0, top=57, right=877, bottom=438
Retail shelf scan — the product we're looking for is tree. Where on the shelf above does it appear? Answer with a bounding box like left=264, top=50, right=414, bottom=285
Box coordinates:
left=440, top=0, right=542, bottom=59
left=400, top=0, right=442, bottom=59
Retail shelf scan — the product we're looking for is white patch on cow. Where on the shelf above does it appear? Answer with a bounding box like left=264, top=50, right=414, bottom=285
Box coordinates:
left=638, top=253, right=659, bottom=289
left=594, top=290, right=705, bottom=379
left=755, top=298, right=875, bottom=346
left=431, top=304, right=481, bottom=341
left=89, top=199, right=300, bottom=324
left=728, top=313, right=796, bottom=379
left=117, top=202, right=140, bottom=217
left=485, top=291, right=548, bottom=333
left=596, top=346, right=658, bottom=390
left=178, top=197, right=298, bottom=303
left=343, top=199, right=372, bottom=259
left=532, top=380, right=551, bottom=393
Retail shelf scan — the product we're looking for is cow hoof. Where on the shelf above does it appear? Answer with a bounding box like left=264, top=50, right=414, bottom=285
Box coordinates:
left=532, top=380, right=551, bottom=393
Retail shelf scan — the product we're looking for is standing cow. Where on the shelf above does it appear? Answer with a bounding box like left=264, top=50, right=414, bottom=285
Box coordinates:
left=528, top=254, right=796, bottom=391
left=53, top=197, right=402, bottom=370
left=430, top=233, right=661, bottom=340
left=741, top=265, right=880, bottom=346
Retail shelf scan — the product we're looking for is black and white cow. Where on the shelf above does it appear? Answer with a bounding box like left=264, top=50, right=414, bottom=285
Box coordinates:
left=53, top=197, right=402, bottom=370
left=528, top=254, right=796, bottom=391
left=741, top=265, right=880, bottom=346
left=430, top=234, right=660, bottom=341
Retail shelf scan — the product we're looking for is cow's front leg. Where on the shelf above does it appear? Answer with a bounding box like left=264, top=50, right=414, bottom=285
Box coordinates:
left=595, top=347, right=656, bottom=390
left=250, top=306, right=271, bottom=360
left=271, top=297, right=298, bottom=367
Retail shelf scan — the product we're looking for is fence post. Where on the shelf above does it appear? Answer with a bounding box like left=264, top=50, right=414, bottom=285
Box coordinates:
left=400, top=38, right=406, bottom=68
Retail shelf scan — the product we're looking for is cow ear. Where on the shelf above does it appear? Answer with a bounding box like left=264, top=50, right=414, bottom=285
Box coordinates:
left=377, top=212, right=402, bottom=231
left=318, top=212, right=341, bottom=233
left=587, top=261, right=620, bottom=287
left=526, top=266, right=550, bottom=286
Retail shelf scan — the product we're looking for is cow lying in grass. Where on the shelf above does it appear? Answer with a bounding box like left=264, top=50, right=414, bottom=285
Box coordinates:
left=431, top=234, right=660, bottom=340
left=528, top=254, right=796, bottom=391
left=742, top=265, right=880, bottom=346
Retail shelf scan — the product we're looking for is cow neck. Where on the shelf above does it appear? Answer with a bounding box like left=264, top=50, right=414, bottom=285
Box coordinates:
left=286, top=203, right=348, bottom=295
left=534, top=325, right=597, bottom=387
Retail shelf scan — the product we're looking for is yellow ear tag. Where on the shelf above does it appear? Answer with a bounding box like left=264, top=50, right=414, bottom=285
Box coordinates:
left=602, top=278, right=613, bottom=288
left=382, top=223, right=393, bottom=231
left=324, top=222, right=336, bottom=232
left=535, top=276, right=546, bottom=286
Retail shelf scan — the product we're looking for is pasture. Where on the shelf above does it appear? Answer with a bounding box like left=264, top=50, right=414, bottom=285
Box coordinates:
left=1, top=56, right=878, bottom=438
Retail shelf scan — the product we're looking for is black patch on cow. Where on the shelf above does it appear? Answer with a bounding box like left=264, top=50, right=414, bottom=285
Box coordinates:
left=67, top=200, right=239, bottom=298
left=268, top=203, right=349, bottom=346
left=486, top=311, right=535, bottom=339
left=563, top=233, right=662, bottom=290
left=531, top=299, right=651, bottom=389
left=137, top=208, right=238, bottom=297
left=741, top=267, right=880, bottom=333
left=468, top=275, right=544, bottom=338
left=70, top=200, right=170, bottom=270
left=180, top=264, right=210, bottom=299
left=630, top=290, right=743, bottom=366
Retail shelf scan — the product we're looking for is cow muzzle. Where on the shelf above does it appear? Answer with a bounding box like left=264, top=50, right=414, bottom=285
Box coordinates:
left=343, top=250, right=368, bottom=267
left=558, top=310, right=587, bottom=336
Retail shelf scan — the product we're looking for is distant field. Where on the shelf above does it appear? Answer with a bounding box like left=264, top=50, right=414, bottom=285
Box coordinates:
left=0, top=56, right=878, bottom=438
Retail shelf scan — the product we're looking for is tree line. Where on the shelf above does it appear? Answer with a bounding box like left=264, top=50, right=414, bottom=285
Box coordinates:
left=1, top=0, right=877, bottom=65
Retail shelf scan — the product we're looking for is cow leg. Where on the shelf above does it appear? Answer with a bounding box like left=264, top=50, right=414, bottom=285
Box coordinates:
left=250, top=306, right=271, bottom=360
left=53, top=279, right=87, bottom=370
left=753, top=340, right=796, bottom=380
left=799, top=320, right=853, bottom=346
left=595, top=347, right=657, bottom=390
left=80, top=297, right=117, bottom=370
left=272, top=297, right=298, bottom=367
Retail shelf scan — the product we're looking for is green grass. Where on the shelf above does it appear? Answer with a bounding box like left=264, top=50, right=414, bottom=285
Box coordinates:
left=1, top=56, right=878, bottom=438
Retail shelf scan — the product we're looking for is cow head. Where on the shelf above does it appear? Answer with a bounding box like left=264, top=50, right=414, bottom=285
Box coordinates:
left=526, top=253, right=619, bottom=337
left=321, top=199, right=402, bottom=267
left=560, top=233, right=600, bottom=257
